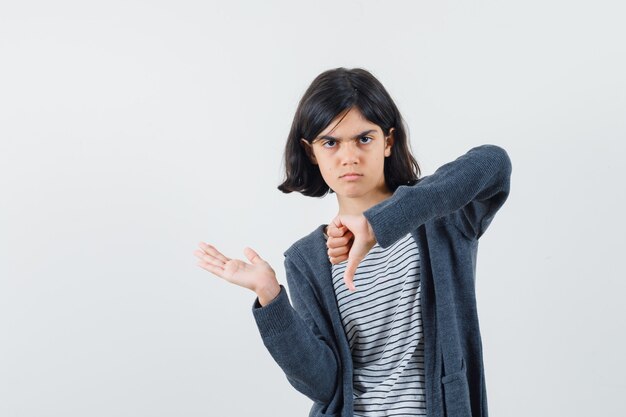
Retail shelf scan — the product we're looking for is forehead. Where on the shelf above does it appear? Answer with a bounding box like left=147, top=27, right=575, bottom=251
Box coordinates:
left=317, top=107, right=382, bottom=138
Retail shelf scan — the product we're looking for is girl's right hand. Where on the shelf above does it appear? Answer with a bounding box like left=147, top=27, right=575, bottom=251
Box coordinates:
left=194, top=242, right=278, bottom=296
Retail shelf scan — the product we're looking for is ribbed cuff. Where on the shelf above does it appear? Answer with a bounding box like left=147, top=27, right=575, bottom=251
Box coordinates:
left=251, top=284, right=297, bottom=338
left=363, top=190, right=412, bottom=248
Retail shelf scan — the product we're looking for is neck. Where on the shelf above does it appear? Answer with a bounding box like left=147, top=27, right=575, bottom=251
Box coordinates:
left=336, top=188, right=393, bottom=216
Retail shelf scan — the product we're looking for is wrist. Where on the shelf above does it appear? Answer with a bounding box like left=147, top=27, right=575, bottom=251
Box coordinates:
left=366, top=220, right=376, bottom=244
left=256, top=282, right=281, bottom=307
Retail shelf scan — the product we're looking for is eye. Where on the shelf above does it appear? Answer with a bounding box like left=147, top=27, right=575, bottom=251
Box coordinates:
left=322, top=140, right=337, bottom=148
left=359, top=136, right=373, bottom=144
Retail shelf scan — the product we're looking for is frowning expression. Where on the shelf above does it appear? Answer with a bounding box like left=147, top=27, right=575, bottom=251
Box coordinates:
left=300, top=107, right=394, bottom=200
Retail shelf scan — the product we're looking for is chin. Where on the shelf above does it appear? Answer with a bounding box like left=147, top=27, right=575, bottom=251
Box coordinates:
left=338, top=189, right=368, bottom=199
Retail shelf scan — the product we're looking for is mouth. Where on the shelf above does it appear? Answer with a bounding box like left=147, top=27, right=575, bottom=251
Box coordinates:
left=340, top=173, right=363, bottom=180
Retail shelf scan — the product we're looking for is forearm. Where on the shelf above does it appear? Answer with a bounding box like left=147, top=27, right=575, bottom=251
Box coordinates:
left=252, top=285, right=338, bottom=403
left=364, top=144, right=512, bottom=246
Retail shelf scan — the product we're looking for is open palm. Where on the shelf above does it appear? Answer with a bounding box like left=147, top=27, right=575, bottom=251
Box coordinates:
left=194, top=242, right=276, bottom=292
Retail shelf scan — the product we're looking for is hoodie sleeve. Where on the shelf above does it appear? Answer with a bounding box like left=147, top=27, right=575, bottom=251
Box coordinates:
left=363, top=144, right=512, bottom=246
left=251, top=254, right=338, bottom=404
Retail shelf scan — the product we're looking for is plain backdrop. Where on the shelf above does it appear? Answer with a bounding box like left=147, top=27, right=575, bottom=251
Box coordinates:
left=1, top=1, right=625, bottom=416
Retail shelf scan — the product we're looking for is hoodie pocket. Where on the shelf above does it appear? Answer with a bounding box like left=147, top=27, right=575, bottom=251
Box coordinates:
left=441, top=358, right=472, bottom=417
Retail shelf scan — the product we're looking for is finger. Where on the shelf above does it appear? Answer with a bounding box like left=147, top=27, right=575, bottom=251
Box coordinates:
left=331, top=215, right=345, bottom=230
left=328, top=225, right=347, bottom=238
left=327, top=228, right=347, bottom=240
left=326, top=236, right=337, bottom=248
left=197, top=260, right=226, bottom=278
left=329, top=254, right=348, bottom=265
left=194, top=249, right=227, bottom=268
left=327, top=234, right=353, bottom=249
left=199, top=243, right=230, bottom=263
left=328, top=245, right=349, bottom=258
left=198, top=242, right=230, bottom=263
left=198, top=242, right=229, bottom=263
left=243, top=247, right=263, bottom=265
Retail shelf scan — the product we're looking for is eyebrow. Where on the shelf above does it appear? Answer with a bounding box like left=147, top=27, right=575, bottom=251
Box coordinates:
left=316, top=129, right=377, bottom=141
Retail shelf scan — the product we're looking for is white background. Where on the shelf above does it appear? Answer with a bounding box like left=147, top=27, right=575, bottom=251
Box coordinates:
left=1, top=1, right=624, bottom=416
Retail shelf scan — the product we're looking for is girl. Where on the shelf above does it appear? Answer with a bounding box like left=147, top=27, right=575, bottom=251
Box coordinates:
left=194, top=68, right=512, bottom=417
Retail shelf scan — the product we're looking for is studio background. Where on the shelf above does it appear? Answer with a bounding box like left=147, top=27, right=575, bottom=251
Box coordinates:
left=1, top=1, right=624, bottom=416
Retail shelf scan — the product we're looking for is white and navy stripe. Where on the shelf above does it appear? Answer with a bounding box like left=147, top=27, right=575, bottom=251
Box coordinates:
left=331, top=232, right=426, bottom=416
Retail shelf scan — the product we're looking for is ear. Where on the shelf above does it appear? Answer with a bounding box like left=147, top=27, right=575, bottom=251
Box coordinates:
left=300, top=138, right=318, bottom=164
left=384, top=127, right=395, bottom=157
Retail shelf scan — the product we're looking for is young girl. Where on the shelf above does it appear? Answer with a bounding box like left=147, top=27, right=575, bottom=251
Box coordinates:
left=194, top=68, right=512, bottom=417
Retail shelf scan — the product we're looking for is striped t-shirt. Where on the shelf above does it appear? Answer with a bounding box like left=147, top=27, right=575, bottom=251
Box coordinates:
left=330, top=232, right=426, bottom=417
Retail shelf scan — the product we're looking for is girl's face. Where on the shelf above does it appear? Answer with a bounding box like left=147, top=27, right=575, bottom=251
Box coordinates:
left=301, top=107, right=394, bottom=204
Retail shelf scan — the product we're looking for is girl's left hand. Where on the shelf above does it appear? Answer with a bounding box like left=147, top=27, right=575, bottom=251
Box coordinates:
left=326, top=214, right=377, bottom=292
left=326, top=224, right=353, bottom=265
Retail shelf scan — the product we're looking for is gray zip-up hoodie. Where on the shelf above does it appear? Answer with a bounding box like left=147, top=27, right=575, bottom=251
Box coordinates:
left=251, top=144, right=512, bottom=417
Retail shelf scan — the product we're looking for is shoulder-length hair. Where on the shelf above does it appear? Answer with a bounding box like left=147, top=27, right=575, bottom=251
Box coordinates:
left=278, top=67, right=421, bottom=197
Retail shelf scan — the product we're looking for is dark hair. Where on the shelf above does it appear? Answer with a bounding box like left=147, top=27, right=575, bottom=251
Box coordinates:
left=277, top=67, right=421, bottom=197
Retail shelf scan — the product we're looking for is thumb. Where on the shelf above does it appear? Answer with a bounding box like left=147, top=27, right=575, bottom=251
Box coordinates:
left=243, top=247, right=263, bottom=264
left=344, top=265, right=357, bottom=292
left=343, top=229, right=374, bottom=292
left=344, top=250, right=360, bottom=292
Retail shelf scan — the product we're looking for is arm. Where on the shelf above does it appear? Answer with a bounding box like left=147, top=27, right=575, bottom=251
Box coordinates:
left=363, top=144, right=512, bottom=246
left=194, top=242, right=338, bottom=402
left=251, top=254, right=338, bottom=404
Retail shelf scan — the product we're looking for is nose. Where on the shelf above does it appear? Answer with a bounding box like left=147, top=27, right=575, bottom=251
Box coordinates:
left=339, top=140, right=360, bottom=165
